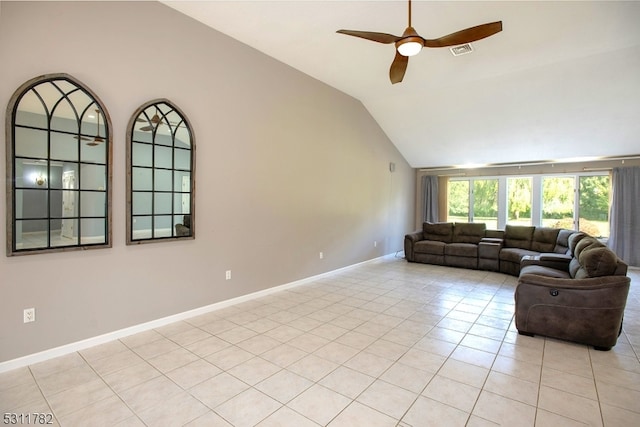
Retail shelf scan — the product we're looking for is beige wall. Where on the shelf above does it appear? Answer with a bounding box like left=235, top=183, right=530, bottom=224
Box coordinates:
left=0, top=1, right=415, bottom=363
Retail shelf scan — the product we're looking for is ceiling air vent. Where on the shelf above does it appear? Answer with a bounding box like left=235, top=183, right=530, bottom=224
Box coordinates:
left=450, top=43, right=474, bottom=56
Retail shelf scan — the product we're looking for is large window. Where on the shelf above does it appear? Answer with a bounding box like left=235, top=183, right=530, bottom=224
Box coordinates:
left=6, top=74, right=111, bottom=255
left=447, top=173, right=610, bottom=237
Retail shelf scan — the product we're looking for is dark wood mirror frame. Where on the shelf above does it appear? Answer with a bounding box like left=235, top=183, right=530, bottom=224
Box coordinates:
left=6, top=73, right=112, bottom=256
left=126, top=99, right=195, bottom=245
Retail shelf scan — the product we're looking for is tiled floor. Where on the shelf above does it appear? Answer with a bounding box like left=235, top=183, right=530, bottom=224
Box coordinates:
left=2, top=257, right=639, bottom=426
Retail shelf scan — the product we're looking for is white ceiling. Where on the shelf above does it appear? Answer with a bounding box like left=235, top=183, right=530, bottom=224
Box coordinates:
left=162, top=1, right=640, bottom=168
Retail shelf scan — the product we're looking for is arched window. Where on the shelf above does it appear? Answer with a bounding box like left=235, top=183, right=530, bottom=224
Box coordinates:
left=127, top=99, right=195, bottom=243
left=6, top=73, right=111, bottom=255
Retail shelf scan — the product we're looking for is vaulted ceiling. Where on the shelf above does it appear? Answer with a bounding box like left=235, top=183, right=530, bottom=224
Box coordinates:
left=162, top=1, right=640, bottom=168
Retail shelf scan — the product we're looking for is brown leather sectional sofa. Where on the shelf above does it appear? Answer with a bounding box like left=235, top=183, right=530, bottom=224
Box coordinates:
left=404, top=222, right=631, bottom=349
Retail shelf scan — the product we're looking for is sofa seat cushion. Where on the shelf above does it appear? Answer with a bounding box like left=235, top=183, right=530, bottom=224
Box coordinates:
left=504, top=225, right=535, bottom=249
left=414, top=240, right=446, bottom=255
left=520, top=264, right=571, bottom=279
left=453, top=223, right=486, bottom=244
left=444, top=243, right=478, bottom=258
left=423, top=222, right=454, bottom=243
left=500, top=247, right=539, bottom=264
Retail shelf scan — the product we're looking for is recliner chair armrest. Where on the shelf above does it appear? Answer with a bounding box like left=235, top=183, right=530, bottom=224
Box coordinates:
left=518, top=273, right=630, bottom=291
left=405, top=230, right=424, bottom=243
left=521, top=253, right=572, bottom=272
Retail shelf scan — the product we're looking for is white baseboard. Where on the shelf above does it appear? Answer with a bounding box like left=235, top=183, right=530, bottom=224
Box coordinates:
left=0, top=255, right=390, bottom=373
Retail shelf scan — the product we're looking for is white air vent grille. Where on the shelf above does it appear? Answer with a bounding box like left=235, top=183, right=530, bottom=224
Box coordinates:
left=450, top=43, right=474, bottom=56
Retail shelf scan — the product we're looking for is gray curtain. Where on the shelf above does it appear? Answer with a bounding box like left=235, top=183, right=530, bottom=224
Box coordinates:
left=608, top=166, right=640, bottom=267
left=422, top=175, right=439, bottom=223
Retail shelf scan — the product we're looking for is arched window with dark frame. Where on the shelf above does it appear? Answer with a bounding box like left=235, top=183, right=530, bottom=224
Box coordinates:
left=6, top=73, right=112, bottom=256
left=126, top=99, right=195, bottom=244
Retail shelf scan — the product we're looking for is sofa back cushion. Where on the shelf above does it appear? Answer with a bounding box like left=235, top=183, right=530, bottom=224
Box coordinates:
left=554, top=229, right=574, bottom=254
left=569, top=236, right=605, bottom=277
left=531, top=227, right=560, bottom=253
left=504, top=225, right=535, bottom=249
left=423, top=222, right=453, bottom=243
left=573, top=246, right=619, bottom=279
left=568, top=232, right=587, bottom=255
left=453, top=223, right=486, bottom=244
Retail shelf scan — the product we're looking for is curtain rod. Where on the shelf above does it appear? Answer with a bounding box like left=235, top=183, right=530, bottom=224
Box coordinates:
left=418, top=154, right=640, bottom=172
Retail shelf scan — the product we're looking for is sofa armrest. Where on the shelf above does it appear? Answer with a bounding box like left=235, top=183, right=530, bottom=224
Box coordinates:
left=521, top=253, right=572, bottom=272
left=404, top=230, right=423, bottom=261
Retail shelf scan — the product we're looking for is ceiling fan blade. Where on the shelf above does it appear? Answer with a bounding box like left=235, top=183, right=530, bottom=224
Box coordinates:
left=74, top=135, right=91, bottom=141
left=389, top=51, right=409, bottom=84
left=423, top=21, right=502, bottom=48
left=337, top=29, right=400, bottom=44
left=140, top=125, right=154, bottom=132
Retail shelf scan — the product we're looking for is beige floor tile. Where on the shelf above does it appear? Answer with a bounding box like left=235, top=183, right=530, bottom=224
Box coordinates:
left=59, top=395, right=134, bottom=427
left=166, top=359, right=222, bottom=389
left=397, top=347, right=447, bottom=373
left=137, top=391, right=210, bottom=426
left=29, top=352, right=87, bottom=379
left=356, top=379, right=418, bottom=419
left=328, top=401, right=397, bottom=427
left=236, top=334, right=281, bottom=355
left=498, top=341, right=544, bottom=365
left=256, top=406, right=319, bottom=427
left=255, top=369, right=314, bottom=404
left=155, top=320, right=195, bottom=337
left=215, top=388, right=282, bottom=426
left=483, top=370, right=539, bottom=406
left=120, top=329, right=164, bottom=348
left=287, top=354, right=338, bottom=382
left=119, top=375, right=183, bottom=413
left=169, top=327, right=213, bottom=347
left=313, top=341, right=359, bottom=364
left=287, top=333, right=330, bottom=353
left=288, top=384, right=352, bottom=426
left=0, top=380, right=45, bottom=413
left=36, top=364, right=99, bottom=397
left=472, top=390, right=536, bottom=426
left=402, top=396, right=469, bottom=427
left=101, top=361, right=161, bottom=393
left=188, top=372, right=249, bottom=409
left=260, top=343, right=308, bottom=368
left=425, top=326, right=466, bottom=344
left=439, top=359, right=489, bottom=388
left=450, top=345, right=497, bottom=369
left=131, top=337, right=181, bottom=360
left=227, top=357, right=281, bottom=386
left=466, top=415, right=500, bottom=426
left=593, top=365, right=640, bottom=392
left=199, top=318, right=237, bottom=335
left=541, top=366, right=597, bottom=400
left=535, top=409, right=590, bottom=426
left=412, top=335, right=457, bottom=357
left=205, top=345, right=254, bottom=370
left=319, top=366, right=376, bottom=399
left=47, top=377, right=114, bottom=418
left=147, top=347, right=199, bottom=373
left=183, top=410, right=233, bottom=426
left=79, top=339, right=129, bottom=363
left=600, top=402, right=640, bottom=427
left=88, top=348, right=145, bottom=376
left=491, top=355, right=542, bottom=383
left=380, top=361, right=434, bottom=393
left=363, top=338, right=409, bottom=361
left=422, top=375, right=481, bottom=413
left=342, top=351, right=394, bottom=378
left=594, top=380, right=640, bottom=413
left=335, top=330, right=378, bottom=350
left=216, top=325, right=259, bottom=344
left=538, top=385, right=602, bottom=426
left=184, top=335, right=231, bottom=358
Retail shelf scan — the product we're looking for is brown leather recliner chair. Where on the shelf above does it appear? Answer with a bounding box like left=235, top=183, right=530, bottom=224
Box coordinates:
left=515, top=237, right=630, bottom=350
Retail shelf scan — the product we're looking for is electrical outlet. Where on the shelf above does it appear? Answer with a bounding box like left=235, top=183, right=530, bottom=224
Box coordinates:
left=374, top=241, right=377, bottom=247
left=225, top=270, right=231, bottom=280
left=23, top=308, right=35, bottom=323
left=319, top=252, right=324, bottom=259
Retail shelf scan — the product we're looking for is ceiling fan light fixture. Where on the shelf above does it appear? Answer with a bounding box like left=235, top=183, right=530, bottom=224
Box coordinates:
left=397, top=38, right=423, bottom=56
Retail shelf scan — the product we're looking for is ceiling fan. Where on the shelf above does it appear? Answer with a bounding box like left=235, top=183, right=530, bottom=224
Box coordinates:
left=337, top=0, right=502, bottom=84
